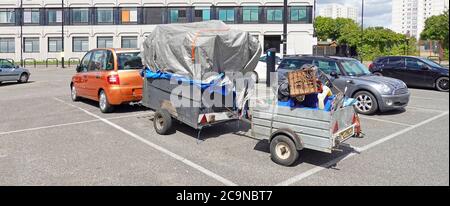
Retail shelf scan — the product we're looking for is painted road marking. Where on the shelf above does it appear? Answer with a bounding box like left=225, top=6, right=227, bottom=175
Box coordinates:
left=276, top=110, right=449, bottom=186
left=54, top=97, right=237, bottom=186
left=0, top=113, right=153, bottom=136
left=359, top=116, right=413, bottom=127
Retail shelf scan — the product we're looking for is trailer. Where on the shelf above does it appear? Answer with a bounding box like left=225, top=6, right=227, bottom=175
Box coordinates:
left=251, top=97, right=361, bottom=166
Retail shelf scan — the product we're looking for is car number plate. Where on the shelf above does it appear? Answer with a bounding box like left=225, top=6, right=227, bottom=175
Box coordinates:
left=339, top=126, right=354, bottom=141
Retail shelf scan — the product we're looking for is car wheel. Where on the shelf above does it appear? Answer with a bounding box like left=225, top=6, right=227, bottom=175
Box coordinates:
left=436, top=77, right=449, bottom=92
left=353, top=91, right=378, bottom=115
left=373, top=72, right=383, bottom=76
left=18, top=73, right=29, bottom=83
left=153, top=109, right=173, bottom=135
left=270, top=135, right=299, bottom=166
left=71, top=84, right=80, bottom=102
left=99, top=90, right=114, bottom=113
left=250, top=71, right=259, bottom=83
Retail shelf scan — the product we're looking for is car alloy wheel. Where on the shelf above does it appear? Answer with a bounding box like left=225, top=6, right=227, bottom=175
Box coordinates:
left=356, top=94, right=373, bottom=113
left=71, top=85, right=78, bottom=101
left=436, top=77, right=449, bottom=92
left=19, top=73, right=29, bottom=83
left=99, top=92, right=107, bottom=111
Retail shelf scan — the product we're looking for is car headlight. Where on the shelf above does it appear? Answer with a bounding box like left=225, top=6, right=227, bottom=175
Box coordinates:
left=381, top=84, right=393, bottom=94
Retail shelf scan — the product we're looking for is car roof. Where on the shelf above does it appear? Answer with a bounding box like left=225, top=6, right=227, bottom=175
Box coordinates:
left=281, top=55, right=357, bottom=61
left=90, top=48, right=140, bottom=53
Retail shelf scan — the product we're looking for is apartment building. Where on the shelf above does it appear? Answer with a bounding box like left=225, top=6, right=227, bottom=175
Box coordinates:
left=318, top=3, right=358, bottom=22
left=0, top=0, right=315, bottom=63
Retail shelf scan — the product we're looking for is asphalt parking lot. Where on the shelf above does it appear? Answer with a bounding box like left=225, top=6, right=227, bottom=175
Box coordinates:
left=0, top=67, right=448, bottom=186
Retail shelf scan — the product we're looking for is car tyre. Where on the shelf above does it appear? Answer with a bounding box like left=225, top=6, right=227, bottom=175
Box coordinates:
left=436, top=77, right=449, bottom=92
left=71, top=84, right=80, bottom=102
left=99, top=90, right=114, bottom=113
left=270, top=135, right=299, bottom=166
left=18, top=73, right=29, bottom=83
left=153, top=109, right=173, bottom=135
left=353, top=91, right=378, bottom=115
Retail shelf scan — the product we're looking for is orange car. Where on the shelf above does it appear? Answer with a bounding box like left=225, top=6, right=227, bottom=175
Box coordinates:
left=70, top=48, right=143, bottom=113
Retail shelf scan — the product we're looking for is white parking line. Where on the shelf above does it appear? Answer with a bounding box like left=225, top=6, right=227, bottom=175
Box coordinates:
left=410, top=96, right=449, bottom=102
left=407, top=106, right=446, bottom=113
left=53, top=97, right=237, bottom=186
left=0, top=113, right=152, bottom=136
left=276, top=110, right=449, bottom=186
left=359, top=116, right=413, bottom=127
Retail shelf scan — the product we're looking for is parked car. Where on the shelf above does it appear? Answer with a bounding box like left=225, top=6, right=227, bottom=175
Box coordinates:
left=369, top=56, right=449, bottom=92
left=278, top=56, right=410, bottom=115
left=70, top=48, right=144, bottom=113
left=252, top=54, right=282, bottom=83
left=0, top=59, right=30, bottom=84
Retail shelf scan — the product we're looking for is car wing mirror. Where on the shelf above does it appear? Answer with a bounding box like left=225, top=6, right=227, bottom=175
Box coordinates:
left=330, top=71, right=339, bottom=78
left=76, top=65, right=82, bottom=73
left=15, top=65, right=19, bottom=69
left=421, top=65, right=430, bottom=70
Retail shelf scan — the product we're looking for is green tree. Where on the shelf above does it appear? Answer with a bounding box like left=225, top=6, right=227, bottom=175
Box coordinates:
left=420, top=10, right=449, bottom=50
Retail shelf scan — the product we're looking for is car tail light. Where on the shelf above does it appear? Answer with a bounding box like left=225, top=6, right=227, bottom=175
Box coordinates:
left=107, top=74, right=120, bottom=85
left=368, top=63, right=374, bottom=71
left=332, top=121, right=339, bottom=134
left=200, top=114, right=208, bottom=125
left=352, top=113, right=361, bottom=136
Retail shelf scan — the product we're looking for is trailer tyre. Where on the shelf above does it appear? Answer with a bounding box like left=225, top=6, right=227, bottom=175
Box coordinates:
left=270, top=135, right=299, bottom=166
left=154, top=109, right=173, bottom=135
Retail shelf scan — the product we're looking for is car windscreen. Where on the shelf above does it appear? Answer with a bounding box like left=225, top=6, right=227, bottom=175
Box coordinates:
left=341, top=60, right=371, bottom=76
left=278, top=59, right=313, bottom=70
left=420, top=58, right=443, bottom=68
left=117, top=52, right=143, bottom=70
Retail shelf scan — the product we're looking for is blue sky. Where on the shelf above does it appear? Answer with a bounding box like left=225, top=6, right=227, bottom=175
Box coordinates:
left=317, top=0, right=392, bottom=28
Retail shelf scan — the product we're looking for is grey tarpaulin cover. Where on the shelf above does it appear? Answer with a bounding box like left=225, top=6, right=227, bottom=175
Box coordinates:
left=141, top=20, right=262, bottom=79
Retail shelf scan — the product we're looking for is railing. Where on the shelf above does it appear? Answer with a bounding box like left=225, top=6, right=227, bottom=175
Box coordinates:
left=45, top=58, right=59, bottom=68
left=23, top=58, right=37, bottom=68
left=68, top=57, right=81, bottom=67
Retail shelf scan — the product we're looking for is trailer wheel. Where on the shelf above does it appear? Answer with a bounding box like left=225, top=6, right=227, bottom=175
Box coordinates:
left=154, top=109, right=173, bottom=135
left=270, top=135, right=299, bottom=166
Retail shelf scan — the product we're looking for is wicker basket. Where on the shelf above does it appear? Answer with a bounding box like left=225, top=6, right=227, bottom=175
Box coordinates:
left=287, top=69, right=318, bottom=97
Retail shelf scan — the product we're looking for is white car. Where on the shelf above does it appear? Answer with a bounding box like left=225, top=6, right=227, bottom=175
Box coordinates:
left=251, top=54, right=282, bottom=83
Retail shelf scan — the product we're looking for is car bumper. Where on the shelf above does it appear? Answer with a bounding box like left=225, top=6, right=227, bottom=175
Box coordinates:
left=106, top=86, right=142, bottom=105
left=379, top=92, right=410, bottom=112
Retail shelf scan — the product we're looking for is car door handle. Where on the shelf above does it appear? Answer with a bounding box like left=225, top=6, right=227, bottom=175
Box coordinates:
left=346, top=80, right=354, bottom=84
left=95, top=75, right=101, bottom=79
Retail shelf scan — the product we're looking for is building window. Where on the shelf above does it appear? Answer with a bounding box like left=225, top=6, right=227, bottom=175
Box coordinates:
left=48, top=37, right=62, bottom=52
left=0, top=38, right=15, bottom=53
left=73, top=37, right=89, bottom=52
left=121, top=8, right=137, bottom=24
left=97, top=36, right=113, bottom=48
left=266, top=8, right=283, bottom=23
left=243, top=7, right=259, bottom=23
left=24, top=37, right=39, bottom=53
left=97, top=8, right=114, bottom=24
left=23, top=9, right=40, bottom=24
left=72, top=8, right=89, bottom=24
left=47, top=9, right=63, bottom=24
left=290, top=7, right=307, bottom=23
left=143, top=7, right=164, bottom=24
left=169, top=8, right=188, bottom=23
left=121, top=36, right=137, bottom=48
left=218, top=8, right=235, bottom=23
left=194, top=7, right=210, bottom=22
left=0, top=9, right=15, bottom=24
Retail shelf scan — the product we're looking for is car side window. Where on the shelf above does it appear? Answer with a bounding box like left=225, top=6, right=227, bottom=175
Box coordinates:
left=405, top=58, right=425, bottom=70
left=101, top=50, right=114, bottom=71
left=279, top=59, right=312, bottom=70
left=0, top=59, right=14, bottom=68
left=313, top=60, right=341, bottom=75
left=89, top=50, right=108, bottom=72
left=79, top=52, right=92, bottom=73
left=387, top=57, right=404, bottom=68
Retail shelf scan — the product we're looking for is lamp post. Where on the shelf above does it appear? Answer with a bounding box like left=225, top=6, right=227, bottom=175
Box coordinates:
left=20, top=0, right=23, bottom=67
left=282, top=0, right=288, bottom=56
left=360, top=0, right=364, bottom=62
left=61, top=0, right=65, bottom=68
